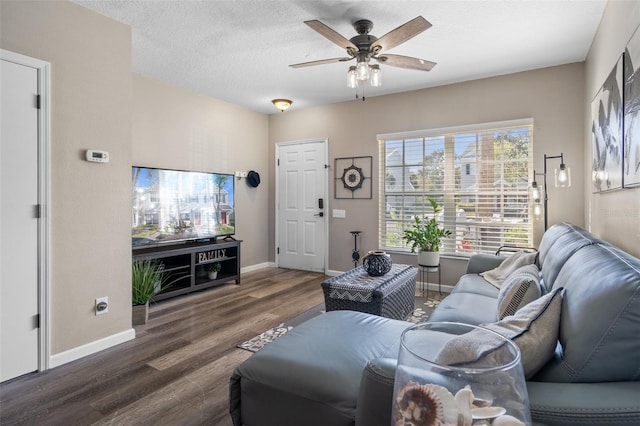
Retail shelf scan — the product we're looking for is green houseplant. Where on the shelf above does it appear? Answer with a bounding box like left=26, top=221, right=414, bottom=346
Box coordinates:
left=132, top=259, right=178, bottom=325
left=403, top=198, right=452, bottom=266
left=204, top=262, right=222, bottom=280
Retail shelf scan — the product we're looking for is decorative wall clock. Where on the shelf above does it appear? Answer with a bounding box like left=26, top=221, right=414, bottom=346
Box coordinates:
left=334, top=156, right=372, bottom=199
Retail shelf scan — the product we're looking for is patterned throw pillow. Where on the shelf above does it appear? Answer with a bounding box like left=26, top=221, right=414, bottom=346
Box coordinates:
left=496, top=264, right=542, bottom=320
left=435, top=287, right=563, bottom=379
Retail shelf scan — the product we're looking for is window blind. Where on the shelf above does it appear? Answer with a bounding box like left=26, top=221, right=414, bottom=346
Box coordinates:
left=379, top=119, right=534, bottom=256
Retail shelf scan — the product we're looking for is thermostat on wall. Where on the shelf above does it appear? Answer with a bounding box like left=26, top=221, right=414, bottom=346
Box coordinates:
left=85, top=149, right=109, bottom=163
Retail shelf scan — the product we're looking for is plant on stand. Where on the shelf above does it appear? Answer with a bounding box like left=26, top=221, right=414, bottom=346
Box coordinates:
left=403, top=198, right=452, bottom=267
left=132, top=259, right=179, bottom=326
left=205, top=262, right=221, bottom=280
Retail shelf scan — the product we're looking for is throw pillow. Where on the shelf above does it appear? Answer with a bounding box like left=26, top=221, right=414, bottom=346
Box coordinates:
left=435, top=287, right=563, bottom=379
left=496, top=264, right=542, bottom=320
left=480, top=250, right=539, bottom=288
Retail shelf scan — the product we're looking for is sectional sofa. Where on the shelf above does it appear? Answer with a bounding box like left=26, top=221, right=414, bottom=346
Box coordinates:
left=229, top=223, right=640, bottom=425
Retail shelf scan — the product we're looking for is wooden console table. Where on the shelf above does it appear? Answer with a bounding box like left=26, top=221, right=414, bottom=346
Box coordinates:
left=132, top=239, right=241, bottom=302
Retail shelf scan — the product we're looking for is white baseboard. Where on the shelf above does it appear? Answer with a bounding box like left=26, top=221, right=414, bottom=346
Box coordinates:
left=49, top=328, right=135, bottom=369
left=241, top=262, right=275, bottom=273
left=417, top=282, right=454, bottom=294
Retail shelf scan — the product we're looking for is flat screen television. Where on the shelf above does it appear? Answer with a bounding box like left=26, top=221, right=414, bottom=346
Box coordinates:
left=132, top=166, right=235, bottom=248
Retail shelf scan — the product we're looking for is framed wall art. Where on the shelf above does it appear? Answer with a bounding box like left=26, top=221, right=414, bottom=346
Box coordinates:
left=334, top=156, right=372, bottom=199
left=623, top=25, right=640, bottom=187
left=591, top=55, right=623, bottom=192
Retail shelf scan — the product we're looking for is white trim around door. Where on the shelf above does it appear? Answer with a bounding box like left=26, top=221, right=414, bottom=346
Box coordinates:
left=275, top=138, right=329, bottom=274
left=1, top=49, right=51, bottom=373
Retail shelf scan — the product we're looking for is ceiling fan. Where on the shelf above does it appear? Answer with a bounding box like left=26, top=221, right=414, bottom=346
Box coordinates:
left=290, top=16, right=436, bottom=87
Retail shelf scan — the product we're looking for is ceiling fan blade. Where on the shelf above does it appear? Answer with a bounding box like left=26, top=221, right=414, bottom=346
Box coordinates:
left=305, top=20, right=358, bottom=53
left=290, top=57, right=354, bottom=68
left=371, top=16, right=432, bottom=54
left=375, top=54, right=436, bottom=71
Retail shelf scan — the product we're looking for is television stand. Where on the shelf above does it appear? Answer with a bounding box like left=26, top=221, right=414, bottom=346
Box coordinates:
left=132, top=239, right=242, bottom=302
left=223, top=235, right=237, bottom=242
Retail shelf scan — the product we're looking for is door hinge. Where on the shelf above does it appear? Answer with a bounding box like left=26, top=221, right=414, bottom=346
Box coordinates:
left=34, top=314, right=40, bottom=329
left=325, top=164, right=330, bottom=168
left=34, top=204, right=41, bottom=219
left=277, top=159, right=280, bottom=166
left=36, top=94, right=41, bottom=110
left=277, top=247, right=280, bottom=255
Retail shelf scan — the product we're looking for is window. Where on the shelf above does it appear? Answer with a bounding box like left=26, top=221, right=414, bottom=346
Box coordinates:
left=379, top=119, right=533, bottom=256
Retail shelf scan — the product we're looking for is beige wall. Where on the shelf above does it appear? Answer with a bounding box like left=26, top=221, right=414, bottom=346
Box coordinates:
left=0, top=1, right=270, bottom=365
left=1, top=1, right=133, bottom=354
left=132, top=75, right=270, bottom=267
left=269, top=64, right=586, bottom=276
left=585, top=0, right=640, bottom=257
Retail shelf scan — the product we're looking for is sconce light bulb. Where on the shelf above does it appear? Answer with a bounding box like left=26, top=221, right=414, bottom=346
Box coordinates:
left=534, top=203, right=542, bottom=217
left=555, top=164, right=571, bottom=188
left=531, top=183, right=540, bottom=202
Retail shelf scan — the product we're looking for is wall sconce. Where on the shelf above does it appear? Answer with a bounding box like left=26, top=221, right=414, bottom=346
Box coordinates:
left=272, top=99, right=292, bottom=112
left=530, top=153, right=571, bottom=230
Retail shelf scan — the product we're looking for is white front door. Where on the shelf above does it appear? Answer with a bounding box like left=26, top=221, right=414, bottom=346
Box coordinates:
left=1, top=57, right=40, bottom=381
left=276, top=139, right=328, bottom=273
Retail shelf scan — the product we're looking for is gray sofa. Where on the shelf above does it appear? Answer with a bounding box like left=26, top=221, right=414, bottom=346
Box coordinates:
left=229, top=223, right=640, bottom=425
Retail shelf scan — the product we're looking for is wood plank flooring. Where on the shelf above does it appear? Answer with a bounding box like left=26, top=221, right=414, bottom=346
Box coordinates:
left=0, top=268, right=327, bottom=426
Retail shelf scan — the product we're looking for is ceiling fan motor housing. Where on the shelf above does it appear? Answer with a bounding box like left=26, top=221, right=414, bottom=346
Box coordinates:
left=353, top=19, right=374, bottom=35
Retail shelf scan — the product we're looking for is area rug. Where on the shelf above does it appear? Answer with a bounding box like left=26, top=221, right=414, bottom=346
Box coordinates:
left=237, top=294, right=443, bottom=353
left=406, top=294, right=444, bottom=323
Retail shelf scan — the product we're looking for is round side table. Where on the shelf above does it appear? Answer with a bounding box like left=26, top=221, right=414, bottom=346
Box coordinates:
left=418, top=263, right=440, bottom=298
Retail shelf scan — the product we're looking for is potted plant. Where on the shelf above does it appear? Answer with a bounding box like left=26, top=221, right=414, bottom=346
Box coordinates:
left=132, top=259, right=177, bottom=326
left=205, top=262, right=221, bottom=280
left=403, top=198, right=452, bottom=266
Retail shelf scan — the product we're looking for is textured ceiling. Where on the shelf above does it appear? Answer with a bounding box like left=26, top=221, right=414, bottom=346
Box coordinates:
left=73, top=0, right=607, bottom=115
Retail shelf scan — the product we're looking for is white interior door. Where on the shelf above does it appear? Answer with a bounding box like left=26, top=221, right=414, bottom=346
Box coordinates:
left=276, top=139, right=328, bottom=272
left=1, top=57, right=40, bottom=381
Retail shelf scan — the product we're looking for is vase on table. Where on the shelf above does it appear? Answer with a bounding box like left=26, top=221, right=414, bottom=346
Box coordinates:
left=392, top=322, right=531, bottom=426
left=362, top=250, right=392, bottom=276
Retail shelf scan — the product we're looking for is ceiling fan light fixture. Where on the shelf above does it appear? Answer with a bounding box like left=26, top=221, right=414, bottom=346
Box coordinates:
left=347, top=66, right=357, bottom=88
left=370, top=64, right=382, bottom=87
left=355, top=58, right=370, bottom=81
left=272, top=98, right=292, bottom=112
left=291, top=16, right=435, bottom=94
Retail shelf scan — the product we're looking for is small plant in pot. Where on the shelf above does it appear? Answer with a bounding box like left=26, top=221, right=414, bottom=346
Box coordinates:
left=132, top=259, right=178, bottom=326
left=205, top=262, right=221, bottom=280
left=403, top=198, right=452, bottom=267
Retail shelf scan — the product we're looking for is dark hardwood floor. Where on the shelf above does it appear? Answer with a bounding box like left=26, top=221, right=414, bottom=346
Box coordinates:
left=0, top=268, right=327, bottom=426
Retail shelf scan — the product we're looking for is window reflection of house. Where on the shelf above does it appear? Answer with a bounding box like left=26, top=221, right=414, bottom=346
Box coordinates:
left=385, top=147, right=416, bottom=219
left=132, top=179, right=232, bottom=239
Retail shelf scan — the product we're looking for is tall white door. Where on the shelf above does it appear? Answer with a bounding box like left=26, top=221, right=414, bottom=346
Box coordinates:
left=1, top=58, right=40, bottom=381
left=277, top=140, right=328, bottom=272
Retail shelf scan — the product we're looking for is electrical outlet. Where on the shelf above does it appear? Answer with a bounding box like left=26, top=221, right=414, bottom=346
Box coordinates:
left=96, top=297, right=108, bottom=315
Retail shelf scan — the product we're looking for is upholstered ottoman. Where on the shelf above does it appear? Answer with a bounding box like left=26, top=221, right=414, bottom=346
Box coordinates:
left=321, top=264, right=417, bottom=320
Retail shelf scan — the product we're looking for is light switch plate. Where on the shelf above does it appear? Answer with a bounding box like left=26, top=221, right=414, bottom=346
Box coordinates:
left=333, top=209, right=346, bottom=218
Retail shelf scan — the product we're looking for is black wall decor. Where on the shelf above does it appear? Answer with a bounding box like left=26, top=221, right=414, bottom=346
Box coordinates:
left=334, top=156, right=372, bottom=199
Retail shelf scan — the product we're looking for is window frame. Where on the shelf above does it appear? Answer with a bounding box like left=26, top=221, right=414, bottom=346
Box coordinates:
left=378, top=119, right=534, bottom=257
